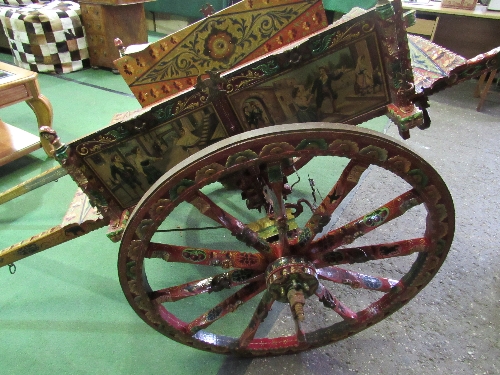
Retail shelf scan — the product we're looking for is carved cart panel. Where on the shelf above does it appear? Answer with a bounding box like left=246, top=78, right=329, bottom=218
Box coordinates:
left=74, top=9, right=391, bottom=210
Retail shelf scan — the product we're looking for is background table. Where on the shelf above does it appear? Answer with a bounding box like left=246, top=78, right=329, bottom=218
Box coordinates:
left=0, top=62, right=53, bottom=166
left=403, top=1, right=500, bottom=58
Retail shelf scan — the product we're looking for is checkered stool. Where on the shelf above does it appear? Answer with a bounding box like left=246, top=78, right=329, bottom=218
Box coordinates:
left=0, top=1, right=89, bottom=73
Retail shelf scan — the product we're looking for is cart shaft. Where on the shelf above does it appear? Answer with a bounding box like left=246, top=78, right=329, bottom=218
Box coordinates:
left=0, top=188, right=108, bottom=269
left=0, top=166, right=67, bottom=205
left=0, top=216, right=108, bottom=269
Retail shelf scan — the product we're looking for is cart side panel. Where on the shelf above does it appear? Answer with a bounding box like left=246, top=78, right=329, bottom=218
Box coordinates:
left=65, top=9, right=392, bottom=212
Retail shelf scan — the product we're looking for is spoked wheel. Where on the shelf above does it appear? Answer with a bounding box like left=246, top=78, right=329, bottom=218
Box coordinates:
left=118, top=123, right=454, bottom=356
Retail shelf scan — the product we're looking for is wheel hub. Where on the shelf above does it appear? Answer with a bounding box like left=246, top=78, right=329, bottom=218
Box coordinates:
left=265, top=257, right=319, bottom=321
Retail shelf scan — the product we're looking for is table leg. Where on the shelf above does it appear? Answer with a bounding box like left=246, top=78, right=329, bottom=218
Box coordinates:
left=25, top=79, right=54, bottom=156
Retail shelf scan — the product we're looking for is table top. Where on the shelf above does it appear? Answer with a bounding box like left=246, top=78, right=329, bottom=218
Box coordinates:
left=402, top=1, right=500, bottom=19
left=0, top=62, right=37, bottom=88
left=0, top=69, right=14, bottom=82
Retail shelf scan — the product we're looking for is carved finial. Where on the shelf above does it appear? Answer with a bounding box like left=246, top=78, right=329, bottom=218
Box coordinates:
left=114, top=38, right=126, bottom=57
left=195, top=70, right=227, bottom=101
left=39, top=125, right=69, bottom=162
left=200, top=3, right=215, bottom=17
left=39, top=126, right=63, bottom=150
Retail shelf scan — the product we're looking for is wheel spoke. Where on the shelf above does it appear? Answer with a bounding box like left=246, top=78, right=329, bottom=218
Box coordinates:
left=315, top=283, right=357, bottom=321
left=185, top=281, right=266, bottom=334
left=313, top=238, right=430, bottom=266
left=310, top=189, right=422, bottom=256
left=146, top=242, right=268, bottom=271
left=317, top=266, right=399, bottom=292
left=292, top=313, right=307, bottom=344
left=149, top=270, right=264, bottom=303
left=301, top=161, right=368, bottom=245
left=286, top=290, right=308, bottom=343
left=264, top=161, right=290, bottom=257
left=188, top=190, right=272, bottom=255
left=238, top=291, right=275, bottom=348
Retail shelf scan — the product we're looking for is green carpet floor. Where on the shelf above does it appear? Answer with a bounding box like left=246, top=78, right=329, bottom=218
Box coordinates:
left=0, top=33, right=388, bottom=374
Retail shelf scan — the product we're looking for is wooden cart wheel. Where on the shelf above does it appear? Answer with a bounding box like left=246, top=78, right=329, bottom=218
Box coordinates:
left=118, top=123, right=454, bottom=356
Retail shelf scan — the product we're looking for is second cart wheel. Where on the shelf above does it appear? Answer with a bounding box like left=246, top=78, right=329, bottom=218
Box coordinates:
left=118, top=123, right=454, bottom=356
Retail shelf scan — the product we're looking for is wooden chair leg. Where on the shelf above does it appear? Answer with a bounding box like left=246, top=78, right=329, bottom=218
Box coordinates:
left=474, top=72, right=487, bottom=98
left=476, top=69, right=497, bottom=112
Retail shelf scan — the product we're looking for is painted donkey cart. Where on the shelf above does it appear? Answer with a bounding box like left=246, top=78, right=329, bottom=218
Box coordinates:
left=1, top=0, right=499, bottom=356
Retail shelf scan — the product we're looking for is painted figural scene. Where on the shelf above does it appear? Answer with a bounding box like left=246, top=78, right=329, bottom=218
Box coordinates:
left=85, top=105, right=226, bottom=207
left=231, top=35, right=387, bottom=130
left=86, top=32, right=388, bottom=209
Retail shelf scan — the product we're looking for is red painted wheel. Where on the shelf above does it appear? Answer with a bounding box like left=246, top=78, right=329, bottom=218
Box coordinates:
left=118, top=123, right=454, bottom=356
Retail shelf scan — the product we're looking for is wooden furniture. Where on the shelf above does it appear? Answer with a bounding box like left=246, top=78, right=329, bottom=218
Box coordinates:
left=406, top=14, right=439, bottom=41
left=79, top=0, right=150, bottom=71
left=474, top=69, right=498, bottom=111
left=403, top=2, right=500, bottom=58
left=0, top=62, right=53, bottom=166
